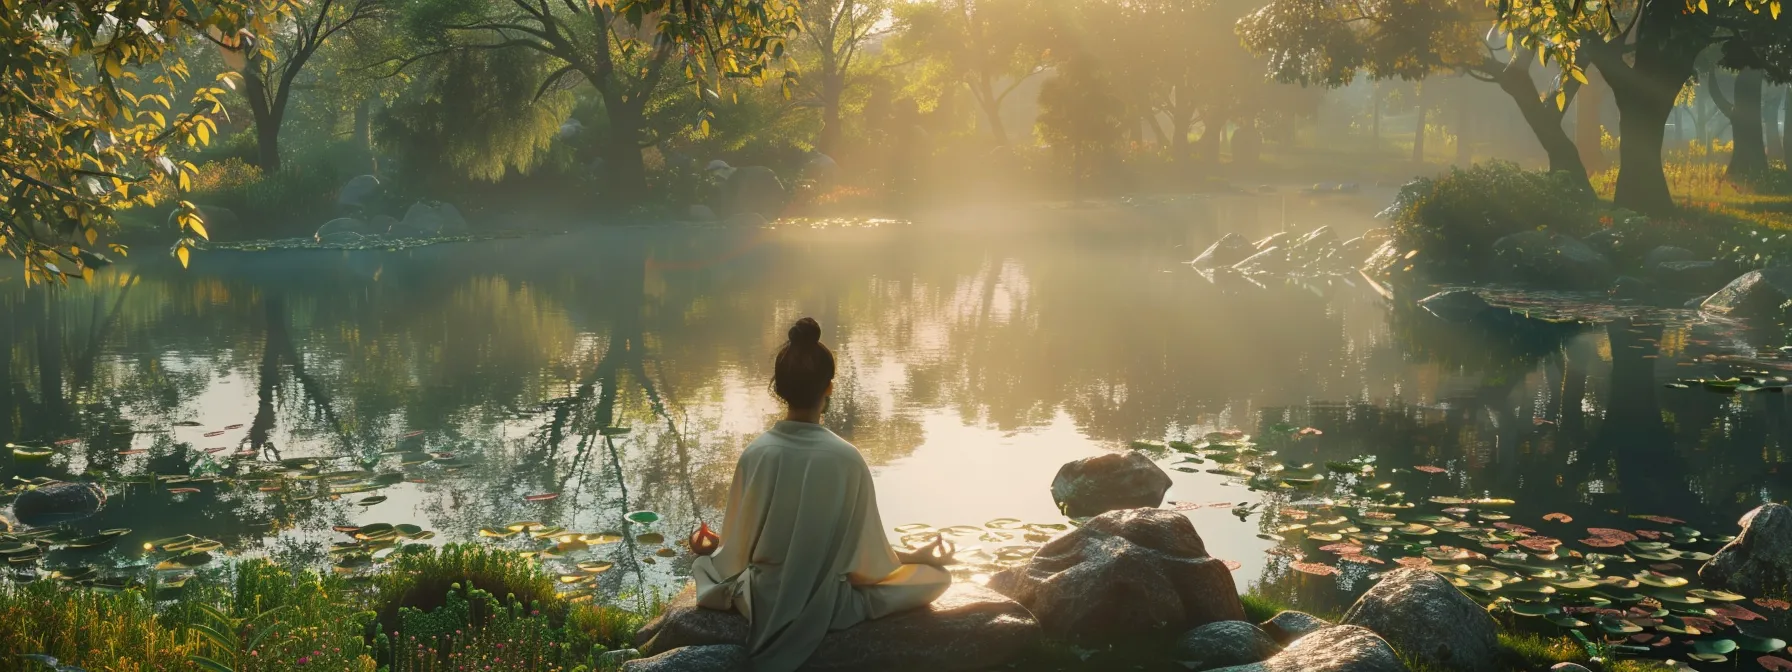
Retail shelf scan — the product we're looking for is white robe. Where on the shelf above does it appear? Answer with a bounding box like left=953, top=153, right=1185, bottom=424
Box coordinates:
left=692, top=421, right=951, bottom=672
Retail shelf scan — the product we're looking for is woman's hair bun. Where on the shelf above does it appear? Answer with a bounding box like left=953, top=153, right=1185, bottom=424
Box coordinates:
left=788, top=317, right=822, bottom=345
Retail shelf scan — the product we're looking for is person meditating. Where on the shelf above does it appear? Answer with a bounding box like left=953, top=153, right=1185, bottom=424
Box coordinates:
left=692, top=317, right=955, bottom=672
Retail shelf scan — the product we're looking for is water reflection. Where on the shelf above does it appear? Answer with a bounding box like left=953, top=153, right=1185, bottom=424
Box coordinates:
left=2, top=197, right=1788, bottom=614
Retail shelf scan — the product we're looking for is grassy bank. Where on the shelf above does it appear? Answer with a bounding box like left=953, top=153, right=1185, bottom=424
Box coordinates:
left=0, top=544, right=645, bottom=672
left=0, top=542, right=1682, bottom=672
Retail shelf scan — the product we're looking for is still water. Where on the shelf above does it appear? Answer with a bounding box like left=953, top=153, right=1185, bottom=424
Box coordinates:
left=3, top=195, right=1789, bottom=616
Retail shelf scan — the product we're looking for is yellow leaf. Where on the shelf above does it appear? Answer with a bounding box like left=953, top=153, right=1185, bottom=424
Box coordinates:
left=176, top=246, right=190, bottom=268
left=85, top=228, right=98, bottom=245
left=1570, top=67, right=1588, bottom=85
left=104, top=55, right=121, bottom=79
left=1698, top=0, right=1708, bottom=11
left=178, top=171, right=191, bottom=192
left=190, top=219, right=209, bottom=241
left=82, top=267, right=94, bottom=282
left=1556, top=89, right=1567, bottom=110
left=196, top=121, right=210, bottom=145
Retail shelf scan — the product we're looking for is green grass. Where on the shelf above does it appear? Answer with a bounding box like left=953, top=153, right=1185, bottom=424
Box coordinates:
left=0, top=546, right=646, bottom=672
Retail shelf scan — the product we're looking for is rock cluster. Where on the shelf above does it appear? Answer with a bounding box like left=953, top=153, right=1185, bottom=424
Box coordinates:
left=988, top=508, right=1243, bottom=639
left=632, top=583, right=1040, bottom=672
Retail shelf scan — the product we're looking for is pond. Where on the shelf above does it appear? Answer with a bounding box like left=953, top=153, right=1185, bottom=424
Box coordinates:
left=3, top=194, right=1790, bottom=622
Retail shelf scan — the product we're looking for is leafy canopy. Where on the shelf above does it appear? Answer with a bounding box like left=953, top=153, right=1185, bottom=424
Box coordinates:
left=1, top=0, right=285, bottom=283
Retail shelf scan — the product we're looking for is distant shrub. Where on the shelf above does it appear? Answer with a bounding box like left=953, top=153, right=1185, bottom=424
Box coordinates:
left=1385, top=161, right=1597, bottom=280
left=372, top=543, right=557, bottom=635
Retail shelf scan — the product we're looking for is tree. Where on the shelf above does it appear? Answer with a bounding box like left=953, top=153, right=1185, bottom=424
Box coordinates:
left=1237, top=0, right=1596, bottom=192
left=1495, top=0, right=1786, bottom=214
left=795, top=0, right=891, bottom=154
left=393, top=0, right=798, bottom=204
left=219, top=0, right=386, bottom=172
left=377, top=48, right=575, bottom=185
left=1035, top=56, right=1126, bottom=189
left=1, top=0, right=284, bottom=284
left=892, top=0, right=1053, bottom=147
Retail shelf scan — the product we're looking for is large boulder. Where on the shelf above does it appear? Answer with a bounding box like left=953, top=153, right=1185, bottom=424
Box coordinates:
left=315, top=217, right=369, bottom=242
left=1233, top=247, right=1294, bottom=275
left=1049, top=451, right=1172, bottom=517
left=1417, top=290, right=1495, bottom=323
left=633, top=583, right=1039, bottom=672
left=803, top=153, right=840, bottom=185
left=12, top=481, right=105, bottom=527
left=1700, top=503, right=1792, bottom=596
left=720, top=166, right=786, bottom=219
left=1208, top=625, right=1410, bottom=672
left=1341, top=568, right=1500, bottom=672
left=397, top=200, right=469, bottom=236
left=1644, top=245, right=1699, bottom=268
left=1172, top=620, right=1281, bottom=670
left=1491, top=230, right=1614, bottom=289
left=1699, top=267, right=1792, bottom=319
left=1258, top=610, right=1330, bottom=645
left=1653, top=261, right=1733, bottom=294
left=622, top=645, right=747, bottom=672
left=988, top=508, right=1243, bottom=640
left=1193, top=234, right=1257, bottom=270
left=336, top=175, right=382, bottom=213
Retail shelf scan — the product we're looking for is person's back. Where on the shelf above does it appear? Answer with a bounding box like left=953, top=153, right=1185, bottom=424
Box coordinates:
left=692, top=318, right=952, bottom=672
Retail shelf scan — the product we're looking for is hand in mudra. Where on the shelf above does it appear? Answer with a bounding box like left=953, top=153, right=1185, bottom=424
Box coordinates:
left=897, top=534, right=957, bottom=567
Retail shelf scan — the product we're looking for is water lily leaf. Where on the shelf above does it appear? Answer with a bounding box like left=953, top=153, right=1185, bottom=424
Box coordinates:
left=583, top=532, right=624, bottom=545
left=155, top=552, right=212, bottom=571
left=626, top=511, right=661, bottom=525
left=478, top=527, right=517, bottom=538
left=578, top=560, right=614, bottom=573
left=506, top=521, right=544, bottom=532
left=1688, top=589, right=1746, bottom=602
left=636, top=533, right=665, bottom=544
left=558, top=573, right=592, bottom=584
left=524, top=493, right=560, bottom=502
left=1691, top=640, right=1738, bottom=656
left=1733, top=634, right=1788, bottom=653
left=357, top=496, right=387, bottom=506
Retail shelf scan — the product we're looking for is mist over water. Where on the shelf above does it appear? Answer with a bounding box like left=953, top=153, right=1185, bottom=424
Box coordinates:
left=3, top=195, right=1788, bottom=615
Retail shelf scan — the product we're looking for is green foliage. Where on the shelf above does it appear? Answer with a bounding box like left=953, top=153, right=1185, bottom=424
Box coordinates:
left=372, top=543, right=557, bottom=633
left=0, top=0, right=283, bottom=282
left=0, top=580, right=204, bottom=670
left=1035, top=59, right=1128, bottom=186
left=1387, top=161, right=1598, bottom=279
left=378, top=48, right=574, bottom=186
left=1239, top=591, right=1291, bottom=624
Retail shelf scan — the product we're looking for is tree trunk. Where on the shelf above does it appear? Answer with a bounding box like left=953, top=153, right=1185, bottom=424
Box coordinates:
left=1494, top=63, right=1591, bottom=191
left=1411, top=101, right=1427, bottom=164
left=354, top=99, right=373, bottom=152
left=1197, top=119, right=1224, bottom=162
left=1765, top=86, right=1784, bottom=162
left=242, top=70, right=283, bottom=172
left=602, top=105, right=650, bottom=205
left=1726, top=69, right=1769, bottom=180
left=1783, top=87, right=1791, bottom=165
left=971, top=77, right=1010, bottom=147
left=1611, top=81, right=1679, bottom=215
left=1576, top=67, right=1609, bottom=174
left=1371, top=88, right=1382, bottom=148
left=1169, top=116, right=1190, bottom=168
left=1454, top=102, right=1472, bottom=166
left=818, top=73, right=845, bottom=154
